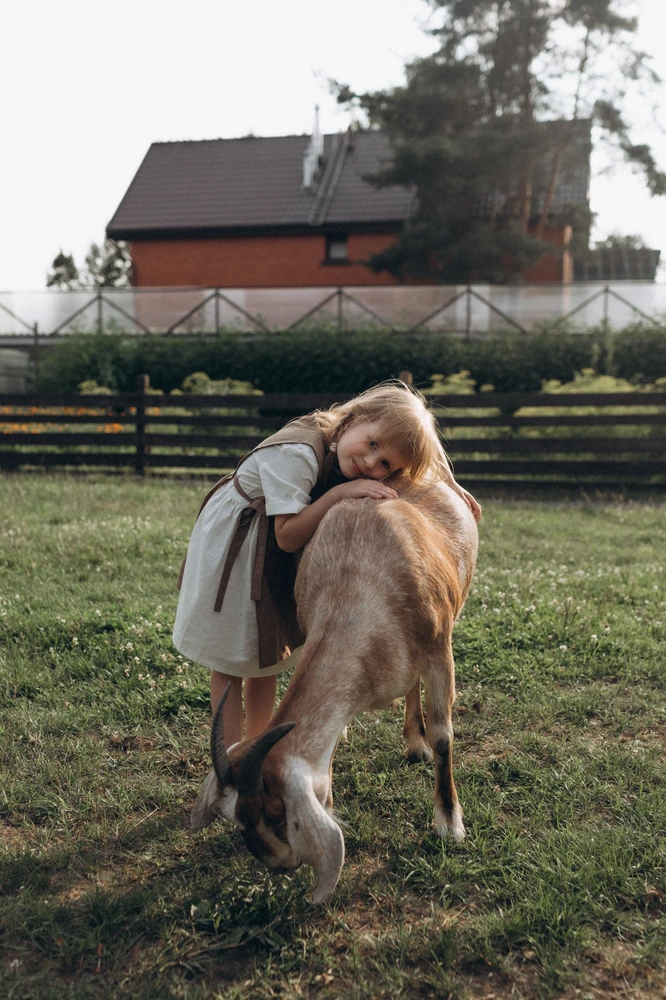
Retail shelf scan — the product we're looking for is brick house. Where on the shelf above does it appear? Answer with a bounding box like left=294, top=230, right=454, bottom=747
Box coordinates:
left=107, top=124, right=590, bottom=287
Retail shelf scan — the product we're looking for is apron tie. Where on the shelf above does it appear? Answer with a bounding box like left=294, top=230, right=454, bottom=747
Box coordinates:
left=214, top=476, right=267, bottom=612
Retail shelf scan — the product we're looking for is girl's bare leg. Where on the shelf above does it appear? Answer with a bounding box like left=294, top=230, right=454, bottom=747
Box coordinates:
left=244, top=674, right=278, bottom=739
left=210, top=671, right=243, bottom=748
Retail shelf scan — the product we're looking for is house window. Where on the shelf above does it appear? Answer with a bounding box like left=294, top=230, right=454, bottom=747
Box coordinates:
left=325, top=234, right=349, bottom=263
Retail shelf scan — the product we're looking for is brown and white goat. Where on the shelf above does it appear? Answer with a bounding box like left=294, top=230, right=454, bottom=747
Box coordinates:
left=191, top=477, right=478, bottom=903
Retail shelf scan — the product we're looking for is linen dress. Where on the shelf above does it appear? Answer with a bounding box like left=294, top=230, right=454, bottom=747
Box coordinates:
left=172, top=443, right=319, bottom=677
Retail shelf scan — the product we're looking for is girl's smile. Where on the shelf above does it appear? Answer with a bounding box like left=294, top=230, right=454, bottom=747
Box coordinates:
left=335, top=421, right=407, bottom=481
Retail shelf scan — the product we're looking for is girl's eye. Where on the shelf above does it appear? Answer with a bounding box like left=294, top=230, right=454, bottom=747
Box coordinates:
left=369, top=440, right=378, bottom=448
left=382, top=460, right=390, bottom=470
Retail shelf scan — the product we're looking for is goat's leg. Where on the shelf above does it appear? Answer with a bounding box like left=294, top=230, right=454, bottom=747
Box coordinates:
left=403, top=679, right=433, bottom=762
left=424, top=638, right=464, bottom=842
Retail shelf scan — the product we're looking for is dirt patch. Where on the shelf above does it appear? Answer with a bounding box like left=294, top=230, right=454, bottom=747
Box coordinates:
left=108, top=734, right=156, bottom=753
left=0, top=819, right=37, bottom=850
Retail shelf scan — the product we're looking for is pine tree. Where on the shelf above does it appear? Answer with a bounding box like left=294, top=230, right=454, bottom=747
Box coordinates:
left=335, top=0, right=665, bottom=283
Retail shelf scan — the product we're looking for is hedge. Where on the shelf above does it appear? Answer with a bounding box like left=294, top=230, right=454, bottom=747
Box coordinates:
left=34, top=324, right=666, bottom=395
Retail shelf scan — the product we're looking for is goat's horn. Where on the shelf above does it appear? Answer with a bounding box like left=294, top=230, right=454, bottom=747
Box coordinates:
left=236, top=723, right=296, bottom=798
left=211, top=682, right=233, bottom=788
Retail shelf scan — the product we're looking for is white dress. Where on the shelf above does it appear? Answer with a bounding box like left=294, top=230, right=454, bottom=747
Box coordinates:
left=172, top=443, right=319, bottom=677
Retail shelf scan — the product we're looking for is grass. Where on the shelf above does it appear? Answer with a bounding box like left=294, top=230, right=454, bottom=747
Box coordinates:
left=0, top=474, right=665, bottom=999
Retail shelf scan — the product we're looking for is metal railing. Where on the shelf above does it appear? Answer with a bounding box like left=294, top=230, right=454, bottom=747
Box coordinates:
left=1, top=283, right=665, bottom=342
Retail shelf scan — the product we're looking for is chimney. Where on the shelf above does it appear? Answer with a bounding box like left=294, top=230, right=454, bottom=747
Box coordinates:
left=303, top=105, right=324, bottom=189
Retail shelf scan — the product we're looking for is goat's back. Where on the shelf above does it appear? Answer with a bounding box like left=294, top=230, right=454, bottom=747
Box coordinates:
left=295, top=479, right=477, bottom=651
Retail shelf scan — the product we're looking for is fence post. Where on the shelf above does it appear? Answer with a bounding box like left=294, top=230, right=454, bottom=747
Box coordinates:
left=398, top=370, right=413, bottom=387
left=603, top=285, right=610, bottom=328
left=32, top=323, right=39, bottom=387
left=602, top=285, right=616, bottom=375
left=135, top=374, right=149, bottom=476
left=97, top=291, right=104, bottom=335
left=337, top=288, right=343, bottom=331
left=214, top=289, right=220, bottom=334
left=465, top=285, right=472, bottom=340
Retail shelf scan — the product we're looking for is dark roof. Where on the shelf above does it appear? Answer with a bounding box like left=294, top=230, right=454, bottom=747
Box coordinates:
left=107, top=132, right=415, bottom=239
left=107, top=122, right=591, bottom=240
left=574, top=246, right=661, bottom=281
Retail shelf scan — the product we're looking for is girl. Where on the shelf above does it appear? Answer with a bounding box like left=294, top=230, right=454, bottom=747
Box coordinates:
left=173, top=382, right=480, bottom=748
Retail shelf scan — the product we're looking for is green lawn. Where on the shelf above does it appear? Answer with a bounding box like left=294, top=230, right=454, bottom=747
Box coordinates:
left=0, top=475, right=665, bottom=1000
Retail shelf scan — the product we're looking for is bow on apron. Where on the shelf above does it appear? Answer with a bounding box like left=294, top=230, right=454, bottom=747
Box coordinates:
left=214, top=472, right=269, bottom=611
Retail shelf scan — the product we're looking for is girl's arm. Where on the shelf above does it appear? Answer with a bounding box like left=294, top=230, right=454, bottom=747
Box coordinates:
left=274, top=479, right=398, bottom=553
left=439, top=446, right=482, bottom=522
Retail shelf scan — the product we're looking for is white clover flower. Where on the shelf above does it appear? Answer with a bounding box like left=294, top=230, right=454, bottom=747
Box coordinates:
left=72, top=637, right=78, bottom=645
left=95, top=609, right=101, bottom=616
left=559, top=644, right=568, bottom=652
left=591, top=634, right=598, bottom=641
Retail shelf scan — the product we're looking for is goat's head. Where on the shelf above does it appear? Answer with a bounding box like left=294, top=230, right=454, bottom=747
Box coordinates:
left=191, top=684, right=345, bottom=904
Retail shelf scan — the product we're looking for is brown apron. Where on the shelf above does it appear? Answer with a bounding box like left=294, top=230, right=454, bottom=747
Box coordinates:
left=177, top=414, right=337, bottom=669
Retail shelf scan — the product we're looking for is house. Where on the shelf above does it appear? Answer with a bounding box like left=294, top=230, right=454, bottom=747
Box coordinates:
left=107, top=121, right=591, bottom=287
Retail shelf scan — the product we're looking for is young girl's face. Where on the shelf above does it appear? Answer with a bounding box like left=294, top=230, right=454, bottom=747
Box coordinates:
left=335, top=420, right=407, bottom=481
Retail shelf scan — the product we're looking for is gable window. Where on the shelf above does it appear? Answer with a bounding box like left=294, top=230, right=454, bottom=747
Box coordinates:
left=325, top=234, right=349, bottom=264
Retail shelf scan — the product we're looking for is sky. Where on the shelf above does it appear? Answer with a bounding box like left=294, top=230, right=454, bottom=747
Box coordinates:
left=2, top=0, right=666, bottom=291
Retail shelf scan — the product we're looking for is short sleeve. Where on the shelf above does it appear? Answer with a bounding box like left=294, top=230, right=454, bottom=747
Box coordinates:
left=256, top=444, right=319, bottom=516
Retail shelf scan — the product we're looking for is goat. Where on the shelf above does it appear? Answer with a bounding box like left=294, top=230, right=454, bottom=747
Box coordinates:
left=191, top=476, right=478, bottom=903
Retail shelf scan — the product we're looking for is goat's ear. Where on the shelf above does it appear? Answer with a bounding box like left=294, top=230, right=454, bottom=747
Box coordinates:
left=191, top=768, right=230, bottom=829
left=287, top=786, right=345, bottom=905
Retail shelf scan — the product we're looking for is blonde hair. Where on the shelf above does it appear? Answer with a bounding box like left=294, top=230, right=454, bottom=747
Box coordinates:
left=315, top=381, right=454, bottom=485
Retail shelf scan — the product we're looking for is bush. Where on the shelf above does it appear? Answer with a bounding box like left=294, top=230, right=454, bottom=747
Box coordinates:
left=34, top=324, right=666, bottom=395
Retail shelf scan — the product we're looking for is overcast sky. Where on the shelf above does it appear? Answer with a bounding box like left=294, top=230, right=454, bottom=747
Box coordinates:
left=2, top=0, right=666, bottom=290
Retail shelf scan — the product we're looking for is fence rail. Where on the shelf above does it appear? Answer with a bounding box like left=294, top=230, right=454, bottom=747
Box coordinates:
left=1, top=378, right=665, bottom=489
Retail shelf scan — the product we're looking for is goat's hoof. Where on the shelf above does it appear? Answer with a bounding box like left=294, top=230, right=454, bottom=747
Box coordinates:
left=434, top=806, right=465, bottom=842
left=406, top=744, right=433, bottom=764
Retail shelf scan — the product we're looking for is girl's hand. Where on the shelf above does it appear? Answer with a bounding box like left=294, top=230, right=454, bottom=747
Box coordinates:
left=333, top=480, right=399, bottom=501
left=449, top=481, right=482, bottom=522
left=462, top=489, right=482, bottom=522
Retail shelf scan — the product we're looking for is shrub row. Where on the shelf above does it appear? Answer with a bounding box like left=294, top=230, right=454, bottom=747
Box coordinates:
left=34, top=323, right=666, bottom=395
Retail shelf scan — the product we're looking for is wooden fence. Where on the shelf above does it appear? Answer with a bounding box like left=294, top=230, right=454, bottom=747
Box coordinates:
left=1, top=377, right=665, bottom=489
